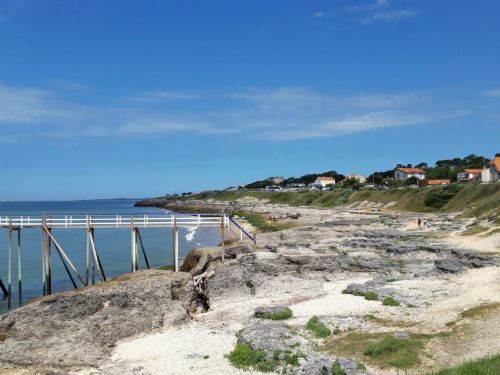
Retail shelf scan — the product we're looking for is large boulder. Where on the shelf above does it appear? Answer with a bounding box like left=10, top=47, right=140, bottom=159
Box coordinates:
left=435, top=257, right=465, bottom=273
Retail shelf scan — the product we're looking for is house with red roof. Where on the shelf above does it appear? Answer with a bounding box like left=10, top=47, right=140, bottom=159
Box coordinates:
left=394, top=167, right=426, bottom=181
left=457, top=168, right=482, bottom=182
left=312, top=176, right=335, bottom=187
left=482, top=155, right=500, bottom=182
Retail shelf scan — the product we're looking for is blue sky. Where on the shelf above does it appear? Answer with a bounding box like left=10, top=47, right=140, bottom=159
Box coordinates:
left=0, top=0, right=499, bottom=200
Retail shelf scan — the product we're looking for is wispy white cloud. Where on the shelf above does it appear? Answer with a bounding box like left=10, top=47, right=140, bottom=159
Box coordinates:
left=232, top=87, right=424, bottom=111
left=260, top=110, right=465, bottom=141
left=0, top=82, right=466, bottom=143
left=361, top=10, right=415, bottom=24
left=314, top=0, right=415, bottom=24
left=128, top=90, right=198, bottom=103
left=345, top=0, right=389, bottom=13
left=119, top=120, right=203, bottom=134
left=482, top=89, right=500, bottom=97
left=0, top=83, right=84, bottom=124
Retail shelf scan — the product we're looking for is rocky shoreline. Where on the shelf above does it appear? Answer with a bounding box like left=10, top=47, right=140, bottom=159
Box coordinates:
left=0, top=200, right=499, bottom=374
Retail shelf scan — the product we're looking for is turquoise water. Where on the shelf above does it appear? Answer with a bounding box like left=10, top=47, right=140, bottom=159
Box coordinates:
left=0, top=199, right=220, bottom=314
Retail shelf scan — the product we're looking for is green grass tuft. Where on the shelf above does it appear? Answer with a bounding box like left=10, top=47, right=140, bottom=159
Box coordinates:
left=364, top=291, right=378, bottom=301
left=382, top=296, right=400, bottom=306
left=332, top=360, right=346, bottom=375
left=306, top=316, right=332, bottom=338
left=357, top=362, right=366, bottom=370
left=227, top=343, right=276, bottom=372
left=255, top=307, right=293, bottom=320
left=426, top=354, right=500, bottom=375
left=363, top=335, right=423, bottom=368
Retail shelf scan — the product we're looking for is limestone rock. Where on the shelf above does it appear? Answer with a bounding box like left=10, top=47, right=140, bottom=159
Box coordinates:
left=0, top=270, right=193, bottom=369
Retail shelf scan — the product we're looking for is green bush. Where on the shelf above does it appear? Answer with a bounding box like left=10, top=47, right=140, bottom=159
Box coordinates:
left=332, top=360, right=346, bottom=375
left=364, top=291, right=378, bottom=301
left=423, top=184, right=465, bottom=209
left=306, top=316, right=332, bottom=338
left=227, top=343, right=276, bottom=372
left=382, top=296, right=400, bottom=307
left=255, top=308, right=293, bottom=320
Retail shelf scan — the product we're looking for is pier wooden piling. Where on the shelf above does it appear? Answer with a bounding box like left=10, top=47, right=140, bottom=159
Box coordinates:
left=136, top=229, right=150, bottom=269
left=0, top=278, right=7, bottom=298
left=221, top=214, right=225, bottom=264
left=7, top=226, right=12, bottom=308
left=17, top=229, right=22, bottom=306
left=88, top=227, right=106, bottom=282
left=173, top=216, right=179, bottom=272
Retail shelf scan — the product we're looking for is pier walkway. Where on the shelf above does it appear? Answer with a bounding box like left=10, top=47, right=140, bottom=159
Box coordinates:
left=0, top=213, right=254, bottom=310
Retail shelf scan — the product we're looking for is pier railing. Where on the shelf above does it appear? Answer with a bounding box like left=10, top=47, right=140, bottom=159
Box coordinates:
left=0, top=212, right=255, bottom=311
left=0, top=213, right=228, bottom=229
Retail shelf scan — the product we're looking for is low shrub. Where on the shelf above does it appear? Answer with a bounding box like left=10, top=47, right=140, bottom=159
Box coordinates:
left=423, top=184, right=465, bottom=209
left=382, top=296, right=400, bottom=307
left=227, top=343, right=276, bottom=372
left=332, top=360, right=346, bottom=375
left=255, top=307, right=293, bottom=320
left=306, top=316, right=332, bottom=338
left=364, top=291, right=378, bottom=301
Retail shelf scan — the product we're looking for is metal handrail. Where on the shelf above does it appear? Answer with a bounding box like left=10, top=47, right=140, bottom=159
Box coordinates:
left=0, top=214, right=229, bottom=229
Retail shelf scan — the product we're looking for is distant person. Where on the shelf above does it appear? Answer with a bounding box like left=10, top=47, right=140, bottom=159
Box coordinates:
left=423, top=218, right=427, bottom=229
left=417, top=217, right=421, bottom=229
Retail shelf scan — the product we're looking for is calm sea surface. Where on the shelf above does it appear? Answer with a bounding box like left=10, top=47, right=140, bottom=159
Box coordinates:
left=0, top=199, right=220, bottom=314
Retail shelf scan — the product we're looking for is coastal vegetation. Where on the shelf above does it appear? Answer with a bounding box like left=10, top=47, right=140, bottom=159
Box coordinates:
left=363, top=335, right=424, bottom=368
left=234, top=211, right=293, bottom=232
left=322, top=332, right=425, bottom=370
left=342, top=289, right=380, bottom=302
left=227, top=342, right=304, bottom=372
left=382, top=296, right=400, bottom=307
left=364, top=291, right=378, bottom=301
left=255, top=307, right=293, bottom=320
left=162, top=183, right=500, bottom=220
left=306, top=316, right=332, bottom=338
left=425, top=354, right=500, bottom=375
left=227, top=343, right=276, bottom=372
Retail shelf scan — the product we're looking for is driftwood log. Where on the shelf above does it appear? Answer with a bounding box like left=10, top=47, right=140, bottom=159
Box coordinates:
left=190, top=270, right=215, bottom=312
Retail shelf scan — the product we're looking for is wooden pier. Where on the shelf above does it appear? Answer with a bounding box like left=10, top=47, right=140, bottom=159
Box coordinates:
left=0, top=213, right=254, bottom=309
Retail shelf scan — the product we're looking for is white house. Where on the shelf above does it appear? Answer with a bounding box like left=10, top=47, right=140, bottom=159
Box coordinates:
left=312, top=176, right=335, bottom=187
left=394, top=167, right=426, bottom=181
left=481, top=156, right=500, bottom=182
left=268, top=176, right=285, bottom=185
left=343, top=174, right=367, bottom=184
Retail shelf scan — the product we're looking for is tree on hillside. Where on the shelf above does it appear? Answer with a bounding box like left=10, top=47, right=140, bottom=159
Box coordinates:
left=366, top=169, right=394, bottom=184
left=428, top=154, right=490, bottom=181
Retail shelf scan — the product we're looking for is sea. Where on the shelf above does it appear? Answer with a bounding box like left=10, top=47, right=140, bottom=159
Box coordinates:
left=0, top=199, right=221, bottom=314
